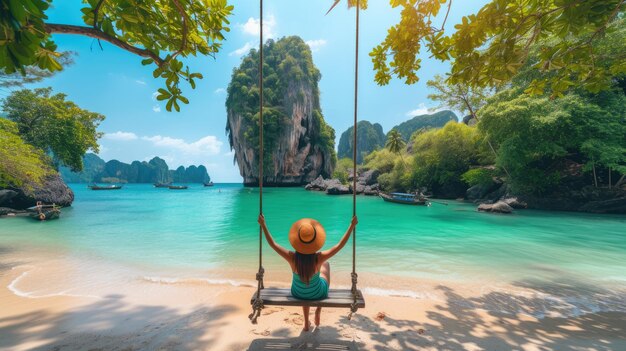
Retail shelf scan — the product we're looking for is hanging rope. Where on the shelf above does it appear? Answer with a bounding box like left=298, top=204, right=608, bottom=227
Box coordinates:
left=249, top=0, right=265, bottom=325
left=348, top=0, right=360, bottom=321
left=250, top=0, right=361, bottom=324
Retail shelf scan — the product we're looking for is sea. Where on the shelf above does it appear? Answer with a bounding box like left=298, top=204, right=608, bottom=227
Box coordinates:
left=1, top=183, right=625, bottom=318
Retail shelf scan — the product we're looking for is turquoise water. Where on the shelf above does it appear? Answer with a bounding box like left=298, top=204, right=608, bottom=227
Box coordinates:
left=1, top=183, right=625, bottom=289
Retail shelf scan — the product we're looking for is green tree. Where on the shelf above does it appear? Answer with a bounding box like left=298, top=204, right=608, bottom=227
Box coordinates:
left=371, top=0, right=625, bottom=97
left=332, top=157, right=354, bottom=184
left=410, top=122, right=484, bottom=197
left=427, top=75, right=489, bottom=121
left=2, top=87, right=105, bottom=171
left=385, top=129, right=406, bottom=155
left=426, top=74, right=510, bottom=177
left=479, top=87, right=626, bottom=193
left=0, top=0, right=234, bottom=111
left=0, top=118, right=53, bottom=189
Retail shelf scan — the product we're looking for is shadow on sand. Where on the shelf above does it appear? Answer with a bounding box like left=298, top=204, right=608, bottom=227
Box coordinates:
left=0, top=294, right=237, bottom=351
left=1, top=274, right=625, bottom=350
left=247, top=277, right=625, bottom=351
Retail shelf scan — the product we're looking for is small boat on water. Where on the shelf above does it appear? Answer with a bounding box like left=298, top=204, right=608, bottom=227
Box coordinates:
left=168, top=185, right=188, bottom=190
left=203, top=181, right=214, bottom=187
left=89, top=184, right=123, bottom=190
left=379, top=192, right=430, bottom=206
left=27, top=202, right=61, bottom=221
left=154, top=182, right=172, bottom=188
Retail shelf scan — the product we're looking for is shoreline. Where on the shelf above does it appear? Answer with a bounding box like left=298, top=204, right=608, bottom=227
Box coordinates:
left=2, top=246, right=626, bottom=350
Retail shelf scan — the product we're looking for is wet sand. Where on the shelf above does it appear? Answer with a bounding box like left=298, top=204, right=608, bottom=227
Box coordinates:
left=1, top=246, right=625, bottom=351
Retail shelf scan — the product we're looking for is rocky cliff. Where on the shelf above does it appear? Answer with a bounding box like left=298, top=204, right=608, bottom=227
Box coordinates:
left=60, top=154, right=210, bottom=183
left=0, top=174, right=74, bottom=210
left=391, top=110, right=458, bottom=140
left=338, top=121, right=386, bottom=164
left=226, top=36, right=336, bottom=186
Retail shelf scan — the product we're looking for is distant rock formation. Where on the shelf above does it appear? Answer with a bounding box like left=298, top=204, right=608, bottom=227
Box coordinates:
left=337, top=121, right=386, bottom=164
left=391, top=110, right=457, bottom=141
left=59, top=153, right=106, bottom=183
left=226, top=36, right=335, bottom=186
left=60, top=154, right=210, bottom=184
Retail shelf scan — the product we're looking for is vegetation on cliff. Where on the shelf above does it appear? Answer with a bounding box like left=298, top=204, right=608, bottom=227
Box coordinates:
left=0, top=118, right=53, bottom=189
left=337, top=121, right=385, bottom=164
left=60, top=154, right=211, bottom=184
left=390, top=110, right=457, bottom=141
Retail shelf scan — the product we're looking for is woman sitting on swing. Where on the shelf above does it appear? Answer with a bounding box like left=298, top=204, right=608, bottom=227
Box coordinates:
left=258, top=214, right=358, bottom=331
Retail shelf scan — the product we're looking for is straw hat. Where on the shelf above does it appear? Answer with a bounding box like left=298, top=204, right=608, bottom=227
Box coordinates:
left=288, top=218, right=326, bottom=254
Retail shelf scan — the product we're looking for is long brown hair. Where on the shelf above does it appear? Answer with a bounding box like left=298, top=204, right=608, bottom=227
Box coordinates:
left=294, top=252, right=317, bottom=285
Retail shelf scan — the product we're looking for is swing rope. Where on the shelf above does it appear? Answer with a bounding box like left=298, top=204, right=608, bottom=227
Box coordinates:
left=249, top=0, right=361, bottom=324
left=348, top=0, right=360, bottom=321
left=249, top=0, right=265, bottom=325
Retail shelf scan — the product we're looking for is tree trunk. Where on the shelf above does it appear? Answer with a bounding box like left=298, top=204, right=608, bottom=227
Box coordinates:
left=608, top=167, right=612, bottom=189
left=616, top=174, right=625, bottom=188
left=592, top=162, right=598, bottom=188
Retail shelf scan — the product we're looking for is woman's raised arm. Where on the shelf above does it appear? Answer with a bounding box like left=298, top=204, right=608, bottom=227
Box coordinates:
left=318, top=216, right=358, bottom=262
left=258, top=214, right=291, bottom=261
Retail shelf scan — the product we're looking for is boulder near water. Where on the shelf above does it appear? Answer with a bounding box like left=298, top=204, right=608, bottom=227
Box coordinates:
left=477, top=201, right=514, bottom=214
left=1, top=174, right=74, bottom=210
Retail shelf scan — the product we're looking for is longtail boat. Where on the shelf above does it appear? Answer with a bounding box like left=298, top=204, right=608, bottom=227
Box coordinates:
left=154, top=182, right=172, bottom=188
left=27, top=202, right=61, bottom=221
left=89, top=184, right=123, bottom=190
left=168, top=185, right=188, bottom=190
left=379, top=192, right=430, bottom=206
left=203, top=181, right=214, bottom=187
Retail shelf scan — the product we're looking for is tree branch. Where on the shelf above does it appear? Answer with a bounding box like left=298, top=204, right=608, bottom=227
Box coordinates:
left=93, top=0, right=106, bottom=28
left=171, top=0, right=189, bottom=59
left=44, top=23, right=164, bottom=66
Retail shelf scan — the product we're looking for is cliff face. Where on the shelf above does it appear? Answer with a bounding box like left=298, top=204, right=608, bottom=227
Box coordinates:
left=338, top=121, right=386, bottom=164
left=226, top=36, right=336, bottom=186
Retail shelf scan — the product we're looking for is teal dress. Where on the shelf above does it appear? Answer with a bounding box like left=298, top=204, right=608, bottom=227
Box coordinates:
left=291, top=272, right=329, bottom=300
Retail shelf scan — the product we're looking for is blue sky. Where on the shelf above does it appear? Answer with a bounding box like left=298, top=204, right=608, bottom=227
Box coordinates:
left=5, top=1, right=488, bottom=182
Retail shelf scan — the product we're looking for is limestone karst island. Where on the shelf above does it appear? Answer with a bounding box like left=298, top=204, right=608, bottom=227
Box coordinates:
left=1, top=1, right=625, bottom=350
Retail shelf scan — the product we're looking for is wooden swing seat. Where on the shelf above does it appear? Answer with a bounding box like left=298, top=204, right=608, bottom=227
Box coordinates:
left=251, top=287, right=365, bottom=308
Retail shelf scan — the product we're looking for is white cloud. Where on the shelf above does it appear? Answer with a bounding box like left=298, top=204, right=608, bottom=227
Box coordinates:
left=104, top=131, right=138, bottom=141
left=214, top=88, right=226, bottom=94
left=142, top=135, right=222, bottom=156
left=223, top=150, right=235, bottom=157
left=152, top=92, right=159, bottom=101
left=306, top=39, right=327, bottom=52
left=230, top=42, right=254, bottom=57
left=241, top=15, right=276, bottom=38
left=135, top=80, right=146, bottom=85
left=152, top=104, right=161, bottom=113
left=405, top=103, right=442, bottom=117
